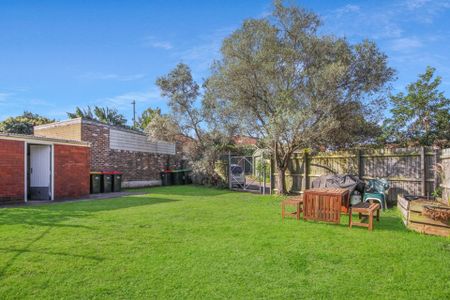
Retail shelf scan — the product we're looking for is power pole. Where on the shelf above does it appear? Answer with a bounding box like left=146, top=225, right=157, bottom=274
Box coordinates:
left=132, top=100, right=136, bottom=128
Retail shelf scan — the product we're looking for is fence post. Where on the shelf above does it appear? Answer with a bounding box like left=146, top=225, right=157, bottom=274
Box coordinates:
left=302, top=150, right=309, bottom=191
left=433, top=148, right=439, bottom=193
left=357, top=149, right=363, bottom=179
left=228, top=151, right=232, bottom=190
left=420, top=146, right=427, bottom=196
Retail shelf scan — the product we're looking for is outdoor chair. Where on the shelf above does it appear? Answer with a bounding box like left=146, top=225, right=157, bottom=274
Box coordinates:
left=363, top=178, right=389, bottom=210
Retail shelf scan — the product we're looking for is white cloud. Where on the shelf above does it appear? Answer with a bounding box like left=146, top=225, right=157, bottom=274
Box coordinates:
left=402, top=0, right=450, bottom=23
left=0, top=92, right=12, bottom=103
left=80, top=72, right=146, bottom=81
left=405, top=0, right=432, bottom=10
left=175, top=26, right=235, bottom=75
left=325, top=0, right=450, bottom=39
left=390, top=37, right=423, bottom=52
left=142, top=36, right=173, bottom=50
left=335, top=4, right=360, bottom=16
left=96, top=89, right=163, bottom=110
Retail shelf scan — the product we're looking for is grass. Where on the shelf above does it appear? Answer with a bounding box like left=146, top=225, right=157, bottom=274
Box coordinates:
left=0, top=185, right=449, bottom=299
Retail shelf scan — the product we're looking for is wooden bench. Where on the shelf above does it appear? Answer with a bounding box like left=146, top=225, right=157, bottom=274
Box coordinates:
left=349, top=202, right=380, bottom=231
left=281, top=197, right=303, bottom=220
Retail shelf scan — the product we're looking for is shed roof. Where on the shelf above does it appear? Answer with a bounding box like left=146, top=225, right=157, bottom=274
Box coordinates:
left=34, top=117, right=145, bottom=135
left=0, top=133, right=90, bottom=147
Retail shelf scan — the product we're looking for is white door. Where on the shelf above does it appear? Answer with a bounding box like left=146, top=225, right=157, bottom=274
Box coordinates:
left=30, top=145, right=51, bottom=190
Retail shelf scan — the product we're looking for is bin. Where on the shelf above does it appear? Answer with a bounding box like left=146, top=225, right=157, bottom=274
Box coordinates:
left=172, top=170, right=182, bottom=185
left=161, top=171, right=174, bottom=186
left=90, top=172, right=102, bottom=194
left=101, top=172, right=113, bottom=193
left=185, top=170, right=192, bottom=184
left=112, top=171, right=122, bottom=192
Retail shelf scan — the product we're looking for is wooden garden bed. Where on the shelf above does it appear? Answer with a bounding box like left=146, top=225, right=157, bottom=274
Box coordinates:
left=398, top=195, right=450, bottom=237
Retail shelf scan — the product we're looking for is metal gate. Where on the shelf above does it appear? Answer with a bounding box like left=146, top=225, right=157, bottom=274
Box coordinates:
left=228, top=154, right=270, bottom=194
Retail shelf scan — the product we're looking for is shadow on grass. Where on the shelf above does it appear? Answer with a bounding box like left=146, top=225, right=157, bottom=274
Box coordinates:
left=296, top=214, right=409, bottom=233
left=0, top=196, right=178, bottom=278
left=0, top=197, right=179, bottom=227
left=0, top=227, right=104, bottom=279
left=127, top=185, right=235, bottom=197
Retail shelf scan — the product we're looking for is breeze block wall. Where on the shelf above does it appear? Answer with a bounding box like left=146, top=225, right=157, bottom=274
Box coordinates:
left=53, top=144, right=90, bottom=199
left=0, top=139, right=24, bottom=203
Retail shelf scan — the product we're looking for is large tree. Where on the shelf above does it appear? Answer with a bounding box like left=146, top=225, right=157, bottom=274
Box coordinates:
left=67, top=106, right=127, bottom=126
left=0, top=111, right=54, bottom=134
left=381, top=66, right=450, bottom=147
left=204, top=1, right=394, bottom=194
left=147, top=63, right=234, bottom=185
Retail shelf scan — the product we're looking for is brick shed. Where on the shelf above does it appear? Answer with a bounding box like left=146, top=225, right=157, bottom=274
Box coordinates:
left=0, top=134, right=90, bottom=204
left=34, top=118, right=178, bottom=188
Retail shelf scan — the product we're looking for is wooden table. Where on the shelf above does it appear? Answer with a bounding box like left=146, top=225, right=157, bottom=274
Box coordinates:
left=349, top=202, right=380, bottom=231
left=281, top=197, right=303, bottom=221
left=303, top=188, right=350, bottom=224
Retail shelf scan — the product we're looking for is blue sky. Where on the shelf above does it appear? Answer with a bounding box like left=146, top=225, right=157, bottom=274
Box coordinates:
left=1, top=0, right=449, bottom=125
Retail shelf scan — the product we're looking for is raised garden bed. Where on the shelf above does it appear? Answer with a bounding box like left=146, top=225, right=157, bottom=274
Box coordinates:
left=398, top=195, right=450, bottom=237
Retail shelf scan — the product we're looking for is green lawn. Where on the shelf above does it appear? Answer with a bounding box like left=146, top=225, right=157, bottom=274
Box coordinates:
left=0, top=186, right=449, bottom=299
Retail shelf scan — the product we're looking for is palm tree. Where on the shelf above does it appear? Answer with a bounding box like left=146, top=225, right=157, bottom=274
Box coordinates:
left=93, top=106, right=127, bottom=126
left=67, top=106, right=127, bottom=126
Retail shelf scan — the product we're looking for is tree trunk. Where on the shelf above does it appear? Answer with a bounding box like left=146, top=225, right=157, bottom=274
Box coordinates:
left=277, top=165, right=288, bottom=195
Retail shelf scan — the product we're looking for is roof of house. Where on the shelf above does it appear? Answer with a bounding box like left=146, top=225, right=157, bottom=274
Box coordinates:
left=34, top=117, right=146, bottom=136
left=233, top=135, right=258, bottom=146
left=0, top=133, right=90, bottom=147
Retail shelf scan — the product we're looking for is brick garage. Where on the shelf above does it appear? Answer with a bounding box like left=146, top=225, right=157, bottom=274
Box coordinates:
left=0, top=134, right=90, bottom=204
left=35, top=118, right=178, bottom=188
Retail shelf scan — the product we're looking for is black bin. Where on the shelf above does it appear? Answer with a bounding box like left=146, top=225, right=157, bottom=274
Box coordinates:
left=90, top=172, right=102, bottom=194
left=101, top=172, right=113, bottom=193
left=160, top=171, right=172, bottom=186
left=172, top=171, right=181, bottom=185
left=112, top=172, right=122, bottom=192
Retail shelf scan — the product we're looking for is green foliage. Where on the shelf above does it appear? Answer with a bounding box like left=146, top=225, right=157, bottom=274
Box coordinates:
left=431, top=187, right=443, bottom=198
left=0, top=111, right=54, bottom=134
left=255, top=159, right=271, bottom=181
left=382, top=66, right=450, bottom=147
left=137, top=107, right=161, bottom=130
left=150, top=63, right=235, bottom=185
left=67, top=105, right=127, bottom=126
left=205, top=1, right=394, bottom=193
left=67, top=106, right=95, bottom=120
left=0, top=186, right=449, bottom=298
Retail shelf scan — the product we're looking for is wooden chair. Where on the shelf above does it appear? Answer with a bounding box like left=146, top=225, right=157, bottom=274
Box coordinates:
left=281, top=197, right=303, bottom=220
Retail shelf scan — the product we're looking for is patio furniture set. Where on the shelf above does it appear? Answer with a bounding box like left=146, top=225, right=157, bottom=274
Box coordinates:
left=281, top=178, right=388, bottom=231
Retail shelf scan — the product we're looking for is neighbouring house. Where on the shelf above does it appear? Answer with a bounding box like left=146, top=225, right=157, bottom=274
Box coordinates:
left=34, top=118, right=177, bottom=188
left=233, top=135, right=258, bottom=147
left=0, top=133, right=90, bottom=204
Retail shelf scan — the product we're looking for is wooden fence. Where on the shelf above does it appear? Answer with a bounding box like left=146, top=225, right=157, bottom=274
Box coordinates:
left=270, top=147, right=450, bottom=203
left=441, top=148, right=450, bottom=205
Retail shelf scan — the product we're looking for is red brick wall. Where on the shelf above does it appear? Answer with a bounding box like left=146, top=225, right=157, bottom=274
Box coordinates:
left=54, top=144, right=90, bottom=199
left=81, top=122, right=170, bottom=182
left=0, top=139, right=24, bottom=203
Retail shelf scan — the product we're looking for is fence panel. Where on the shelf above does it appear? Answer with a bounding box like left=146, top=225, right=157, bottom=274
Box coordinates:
left=441, top=148, right=450, bottom=205
left=271, top=146, right=446, bottom=203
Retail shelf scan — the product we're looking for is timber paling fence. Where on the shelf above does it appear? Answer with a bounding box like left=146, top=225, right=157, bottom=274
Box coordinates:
left=270, top=147, right=450, bottom=203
